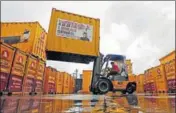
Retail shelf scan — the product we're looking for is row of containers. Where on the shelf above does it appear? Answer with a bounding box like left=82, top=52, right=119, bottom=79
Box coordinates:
left=136, top=50, right=175, bottom=94
left=0, top=42, right=75, bottom=95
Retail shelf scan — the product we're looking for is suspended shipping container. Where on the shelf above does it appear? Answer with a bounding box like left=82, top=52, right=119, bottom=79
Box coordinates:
left=0, top=22, right=47, bottom=61
left=46, top=8, right=100, bottom=64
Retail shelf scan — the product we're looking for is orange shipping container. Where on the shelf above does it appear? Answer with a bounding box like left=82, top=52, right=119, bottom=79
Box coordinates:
left=154, top=65, right=168, bottom=93
left=44, top=67, right=56, bottom=94
left=82, top=70, right=92, bottom=93
left=8, top=49, right=28, bottom=93
left=128, top=74, right=136, bottom=82
left=0, top=22, right=47, bottom=61
left=35, top=60, right=45, bottom=93
left=125, top=59, right=133, bottom=75
left=63, top=72, right=70, bottom=94
left=22, top=55, right=38, bottom=94
left=69, top=76, right=73, bottom=94
left=56, top=71, right=64, bottom=94
left=144, top=70, right=150, bottom=93
left=46, top=8, right=100, bottom=64
left=160, top=50, right=175, bottom=93
left=0, top=43, right=16, bottom=92
left=49, top=68, right=57, bottom=94
left=148, top=67, right=157, bottom=93
left=136, top=74, right=144, bottom=93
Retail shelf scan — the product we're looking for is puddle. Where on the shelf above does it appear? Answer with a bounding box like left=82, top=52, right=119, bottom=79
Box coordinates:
left=0, top=93, right=175, bottom=113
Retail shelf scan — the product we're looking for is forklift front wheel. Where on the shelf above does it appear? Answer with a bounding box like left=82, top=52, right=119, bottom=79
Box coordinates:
left=0, top=92, right=3, bottom=96
left=126, top=83, right=136, bottom=94
left=97, top=79, right=110, bottom=94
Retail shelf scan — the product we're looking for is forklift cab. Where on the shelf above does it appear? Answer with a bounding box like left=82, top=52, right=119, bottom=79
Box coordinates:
left=90, top=54, right=136, bottom=95
left=101, top=54, right=128, bottom=81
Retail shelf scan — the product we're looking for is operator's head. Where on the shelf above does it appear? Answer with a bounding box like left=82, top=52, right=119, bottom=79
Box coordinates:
left=111, top=62, right=114, bottom=65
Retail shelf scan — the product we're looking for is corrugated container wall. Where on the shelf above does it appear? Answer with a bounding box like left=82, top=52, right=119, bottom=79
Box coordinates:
left=35, top=60, right=45, bottom=93
left=57, top=72, right=64, bottom=94
left=9, top=49, right=28, bottom=93
left=154, top=65, right=168, bottom=93
left=136, top=74, right=144, bottom=93
left=56, top=71, right=62, bottom=94
left=144, top=70, right=150, bottom=93
left=0, top=43, right=16, bottom=92
left=0, top=22, right=47, bottom=61
left=148, top=67, right=157, bottom=93
left=46, top=8, right=100, bottom=63
left=63, top=72, right=70, bottom=94
left=82, top=70, right=92, bottom=93
left=128, top=74, right=136, bottom=82
left=23, top=55, right=38, bottom=94
left=159, top=50, right=175, bottom=93
left=48, top=68, right=56, bottom=94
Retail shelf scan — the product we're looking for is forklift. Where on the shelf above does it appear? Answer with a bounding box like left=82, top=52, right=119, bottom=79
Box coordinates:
left=90, top=53, right=136, bottom=95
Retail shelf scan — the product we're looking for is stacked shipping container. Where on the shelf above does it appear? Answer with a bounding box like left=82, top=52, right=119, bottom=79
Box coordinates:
left=0, top=22, right=47, bottom=61
left=159, top=51, right=175, bottom=93
left=136, top=74, right=144, bottom=93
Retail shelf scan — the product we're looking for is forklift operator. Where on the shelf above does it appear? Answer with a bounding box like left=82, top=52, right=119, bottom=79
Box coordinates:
left=107, top=61, right=120, bottom=77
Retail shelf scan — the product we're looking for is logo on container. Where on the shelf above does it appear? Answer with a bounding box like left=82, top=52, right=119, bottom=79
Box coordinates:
left=40, top=32, right=45, bottom=40
left=2, top=50, right=9, bottom=59
left=31, top=62, right=35, bottom=69
left=18, top=56, right=23, bottom=64
left=157, top=68, right=161, bottom=77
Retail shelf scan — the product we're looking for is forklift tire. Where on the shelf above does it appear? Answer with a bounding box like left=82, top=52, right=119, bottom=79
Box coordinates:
left=97, top=79, right=110, bottom=94
left=126, top=84, right=136, bottom=94
left=121, top=90, right=126, bottom=95
left=8, top=92, right=12, bottom=96
left=0, top=92, right=3, bottom=96
left=92, top=90, right=98, bottom=95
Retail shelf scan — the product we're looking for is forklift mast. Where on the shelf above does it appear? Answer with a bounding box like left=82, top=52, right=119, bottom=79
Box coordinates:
left=90, top=53, right=104, bottom=91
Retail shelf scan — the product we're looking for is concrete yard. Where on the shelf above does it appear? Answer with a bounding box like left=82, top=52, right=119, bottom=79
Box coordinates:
left=0, top=93, right=175, bottom=113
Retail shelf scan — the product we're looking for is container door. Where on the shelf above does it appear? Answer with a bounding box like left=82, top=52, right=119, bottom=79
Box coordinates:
left=23, top=55, right=37, bottom=94
left=8, top=50, right=28, bottom=93
left=0, top=43, right=15, bottom=92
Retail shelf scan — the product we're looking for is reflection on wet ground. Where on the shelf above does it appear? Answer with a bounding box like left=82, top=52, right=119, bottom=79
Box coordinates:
left=0, top=93, right=175, bottom=113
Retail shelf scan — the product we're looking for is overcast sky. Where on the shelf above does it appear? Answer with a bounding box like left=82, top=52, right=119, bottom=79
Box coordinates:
left=1, top=1, right=175, bottom=76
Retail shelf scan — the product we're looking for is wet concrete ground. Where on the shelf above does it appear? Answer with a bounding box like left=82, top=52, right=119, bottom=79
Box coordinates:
left=0, top=93, right=175, bottom=113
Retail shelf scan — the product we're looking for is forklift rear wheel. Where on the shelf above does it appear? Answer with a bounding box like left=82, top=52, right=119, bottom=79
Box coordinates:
left=97, top=79, right=110, bottom=94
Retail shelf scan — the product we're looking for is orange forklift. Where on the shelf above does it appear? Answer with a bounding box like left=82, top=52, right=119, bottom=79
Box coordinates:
left=90, top=54, right=136, bottom=95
